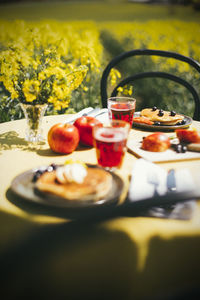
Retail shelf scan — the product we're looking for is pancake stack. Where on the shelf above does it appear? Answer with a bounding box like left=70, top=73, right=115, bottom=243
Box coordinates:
left=141, top=108, right=184, bottom=125
left=36, top=165, right=113, bottom=201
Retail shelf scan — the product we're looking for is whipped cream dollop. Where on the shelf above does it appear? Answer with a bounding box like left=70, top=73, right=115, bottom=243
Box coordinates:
left=56, top=163, right=87, bottom=184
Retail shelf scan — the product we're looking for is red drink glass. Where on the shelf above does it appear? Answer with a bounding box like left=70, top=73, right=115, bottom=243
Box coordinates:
left=93, top=120, right=130, bottom=171
left=107, top=97, right=136, bottom=126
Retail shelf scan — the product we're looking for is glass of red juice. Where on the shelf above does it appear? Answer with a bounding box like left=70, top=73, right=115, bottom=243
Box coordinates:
left=107, top=96, right=136, bottom=126
left=93, top=120, right=130, bottom=171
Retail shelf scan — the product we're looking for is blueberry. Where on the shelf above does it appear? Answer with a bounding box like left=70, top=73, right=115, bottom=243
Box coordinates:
left=32, top=174, right=38, bottom=182
left=170, top=110, right=176, bottom=116
left=181, top=119, right=186, bottom=125
left=47, top=164, right=58, bottom=171
left=32, top=170, right=43, bottom=182
left=172, top=143, right=187, bottom=153
left=32, top=164, right=58, bottom=182
left=152, top=106, right=157, bottom=111
left=50, top=163, right=57, bottom=170
left=158, top=109, right=164, bottom=117
left=46, top=165, right=54, bottom=172
left=182, top=145, right=187, bottom=152
left=36, top=169, right=44, bottom=176
left=154, top=121, right=161, bottom=125
left=176, top=144, right=182, bottom=153
left=176, top=122, right=182, bottom=126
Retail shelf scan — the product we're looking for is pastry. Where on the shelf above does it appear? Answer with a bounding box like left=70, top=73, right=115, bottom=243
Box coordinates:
left=142, top=132, right=171, bottom=152
left=175, top=129, right=200, bottom=143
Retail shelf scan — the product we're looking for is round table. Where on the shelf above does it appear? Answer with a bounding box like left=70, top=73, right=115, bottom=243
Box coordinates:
left=1, top=114, right=200, bottom=299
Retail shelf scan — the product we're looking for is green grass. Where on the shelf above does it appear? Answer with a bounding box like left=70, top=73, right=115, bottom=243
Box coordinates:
left=0, top=1, right=199, bottom=22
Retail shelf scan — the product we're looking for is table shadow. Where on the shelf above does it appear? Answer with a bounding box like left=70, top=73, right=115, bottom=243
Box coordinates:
left=142, top=235, right=200, bottom=300
left=0, top=218, right=139, bottom=299
left=0, top=130, right=93, bottom=156
left=6, top=187, right=120, bottom=221
left=0, top=131, right=45, bottom=153
left=6, top=187, right=83, bottom=220
left=1, top=188, right=140, bottom=300
left=36, top=144, right=92, bottom=157
left=36, top=147, right=66, bottom=157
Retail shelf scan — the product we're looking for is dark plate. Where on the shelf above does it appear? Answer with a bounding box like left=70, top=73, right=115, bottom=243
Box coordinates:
left=133, top=111, right=192, bottom=131
left=10, top=164, right=124, bottom=210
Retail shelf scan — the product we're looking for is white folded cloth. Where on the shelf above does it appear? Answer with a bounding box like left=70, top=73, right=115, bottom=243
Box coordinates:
left=95, top=108, right=109, bottom=123
left=65, top=107, right=94, bottom=123
left=128, top=159, right=196, bottom=202
left=65, top=107, right=109, bottom=124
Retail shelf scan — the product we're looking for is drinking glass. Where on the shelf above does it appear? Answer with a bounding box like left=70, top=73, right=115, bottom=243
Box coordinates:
left=107, top=96, right=136, bottom=126
left=93, top=120, right=130, bottom=171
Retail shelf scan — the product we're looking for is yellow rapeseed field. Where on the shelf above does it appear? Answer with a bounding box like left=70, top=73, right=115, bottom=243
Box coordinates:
left=0, top=19, right=199, bottom=121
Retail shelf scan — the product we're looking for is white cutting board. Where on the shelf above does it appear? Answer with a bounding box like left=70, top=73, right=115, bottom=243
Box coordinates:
left=127, top=138, right=200, bottom=162
left=95, top=110, right=200, bottom=162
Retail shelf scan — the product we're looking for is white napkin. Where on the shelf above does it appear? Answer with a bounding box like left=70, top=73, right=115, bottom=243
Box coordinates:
left=95, top=108, right=109, bottom=123
left=65, top=107, right=109, bottom=124
left=64, top=107, right=94, bottom=123
left=128, top=159, right=196, bottom=202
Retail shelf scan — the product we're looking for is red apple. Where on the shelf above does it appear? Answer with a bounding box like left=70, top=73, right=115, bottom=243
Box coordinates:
left=48, top=123, right=80, bottom=154
left=74, top=116, right=102, bottom=146
left=142, top=132, right=170, bottom=152
left=176, top=129, right=200, bottom=144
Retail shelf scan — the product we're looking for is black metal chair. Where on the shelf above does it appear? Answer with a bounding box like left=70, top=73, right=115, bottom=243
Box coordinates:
left=100, top=49, right=200, bottom=121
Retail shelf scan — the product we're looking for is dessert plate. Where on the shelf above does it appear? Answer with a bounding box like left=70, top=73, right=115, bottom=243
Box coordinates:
left=133, top=112, right=192, bottom=131
left=10, top=164, right=124, bottom=210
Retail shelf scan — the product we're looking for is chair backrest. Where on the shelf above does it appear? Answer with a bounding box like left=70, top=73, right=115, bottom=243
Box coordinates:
left=100, top=49, right=200, bottom=121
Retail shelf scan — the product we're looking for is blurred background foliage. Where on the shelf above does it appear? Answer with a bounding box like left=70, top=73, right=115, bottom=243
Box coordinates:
left=99, top=21, right=200, bottom=115
left=0, top=1, right=200, bottom=122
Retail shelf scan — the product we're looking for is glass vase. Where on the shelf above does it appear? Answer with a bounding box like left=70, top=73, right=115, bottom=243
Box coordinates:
left=20, top=103, right=47, bottom=143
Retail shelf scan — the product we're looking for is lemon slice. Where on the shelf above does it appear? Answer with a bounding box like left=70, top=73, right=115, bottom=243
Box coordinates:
left=64, top=159, right=87, bottom=169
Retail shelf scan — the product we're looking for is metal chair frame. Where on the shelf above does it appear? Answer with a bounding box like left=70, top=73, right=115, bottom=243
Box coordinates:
left=100, top=49, right=200, bottom=120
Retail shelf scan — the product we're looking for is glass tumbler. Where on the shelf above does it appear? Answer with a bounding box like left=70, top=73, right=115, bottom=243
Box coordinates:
left=93, top=120, right=130, bottom=171
left=107, top=96, right=136, bottom=127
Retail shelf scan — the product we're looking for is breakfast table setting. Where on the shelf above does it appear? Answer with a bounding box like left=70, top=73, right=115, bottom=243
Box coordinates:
left=1, top=99, right=200, bottom=299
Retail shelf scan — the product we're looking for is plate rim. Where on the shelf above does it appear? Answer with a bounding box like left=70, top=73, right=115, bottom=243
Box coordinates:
left=10, top=163, right=124, bottom=210
left=133, top=111, right=192, bottom=131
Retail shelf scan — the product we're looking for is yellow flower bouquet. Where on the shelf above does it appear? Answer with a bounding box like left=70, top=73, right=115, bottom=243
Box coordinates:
left=0, top=40, right=87, bottom=110
left=0, top=23, right=88, bottom=141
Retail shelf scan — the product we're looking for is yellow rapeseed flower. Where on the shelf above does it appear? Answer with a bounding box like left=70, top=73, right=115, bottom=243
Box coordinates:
left=23, top=79, right=40, bottom=102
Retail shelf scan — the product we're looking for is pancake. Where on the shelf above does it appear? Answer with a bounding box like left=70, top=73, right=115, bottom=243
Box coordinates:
left=36, top=166, right=113, bottom=201
left=141, top=108, right=184, bottom=125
